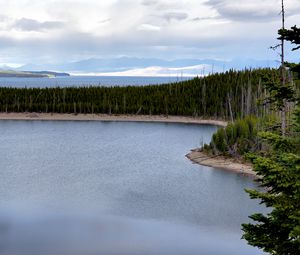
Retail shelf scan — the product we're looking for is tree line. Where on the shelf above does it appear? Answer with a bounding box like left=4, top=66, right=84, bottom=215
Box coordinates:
left=1, top=68, right=299, bottom=120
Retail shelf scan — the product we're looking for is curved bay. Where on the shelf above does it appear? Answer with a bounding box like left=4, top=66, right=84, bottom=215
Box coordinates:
left=0, top=120, right=264, bottom=255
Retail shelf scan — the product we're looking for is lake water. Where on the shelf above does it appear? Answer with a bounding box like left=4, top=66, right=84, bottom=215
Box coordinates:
left=0, top=120, right=265, bottom=255
left=0, top=76, right=191, bottom=88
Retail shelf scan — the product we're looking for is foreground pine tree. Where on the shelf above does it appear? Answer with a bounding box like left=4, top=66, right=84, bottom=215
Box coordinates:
left=242, top=109, right=300, bottom=255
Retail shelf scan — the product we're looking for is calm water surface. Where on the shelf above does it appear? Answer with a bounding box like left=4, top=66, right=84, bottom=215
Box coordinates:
left=0, top=121, right=264, bottom=255
left=0, top=76, right=191, bottom=88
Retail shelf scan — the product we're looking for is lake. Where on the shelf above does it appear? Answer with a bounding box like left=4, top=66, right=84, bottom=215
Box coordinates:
left=0, top=76, right=192, bottom=88
left=0, top=120, right=265, bottom=255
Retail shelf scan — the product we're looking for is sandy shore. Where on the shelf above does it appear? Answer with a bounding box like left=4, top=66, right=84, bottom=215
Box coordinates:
left=186, top=149, right=256, bottom=177
left=0, top=112, right=227, bottom=126
left=0, top=112, right=254, bottom=176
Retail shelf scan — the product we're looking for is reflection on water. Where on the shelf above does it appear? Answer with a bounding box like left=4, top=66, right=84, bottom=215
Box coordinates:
left=0, top=211, right=260, bottom=255
left=0, top=121, right=265, bottom=255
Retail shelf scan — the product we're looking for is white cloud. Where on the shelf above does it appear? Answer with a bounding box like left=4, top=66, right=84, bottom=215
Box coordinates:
left=141, top=0, right=158, bottom=6
left=160, top=12, right=189, bottom=21
left=0, top=0, right=298, bottom=66
left=137, top=24, right=161, bottom=31
left=13, top=18, right=64, bottom=32
left=206, top=0, right=300, bottom=22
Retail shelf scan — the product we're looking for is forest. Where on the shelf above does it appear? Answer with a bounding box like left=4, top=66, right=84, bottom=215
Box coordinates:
left=1, top=68, right=299, bottom=121
left=209, top=17, right=300, bottom=255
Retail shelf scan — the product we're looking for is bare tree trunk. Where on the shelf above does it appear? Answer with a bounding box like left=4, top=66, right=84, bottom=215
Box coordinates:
left=202, top=80, right=206, bottom=116
left=63, top=88, right=66, bottom=112
left=246, top=81, right=252, bottom=115
left=227, top=93, right=234, bottom=123
left=241, top=85, right=244, bottom=119
left=123, top=94, right=126, bottom=113
left=108, top=104, right=111, bottom=115
left=281, top=0, right=287, bottom=136
left=257, top=79, right=262, bottom=117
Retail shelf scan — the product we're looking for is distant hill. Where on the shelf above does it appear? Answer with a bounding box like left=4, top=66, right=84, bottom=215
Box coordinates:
left=27, top=71, right=70, bottom=77
left=0, top=70, right=70, bottom=78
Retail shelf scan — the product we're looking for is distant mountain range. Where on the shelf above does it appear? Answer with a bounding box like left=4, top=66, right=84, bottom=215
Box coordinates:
left=1, top=57, right=278, bottom=76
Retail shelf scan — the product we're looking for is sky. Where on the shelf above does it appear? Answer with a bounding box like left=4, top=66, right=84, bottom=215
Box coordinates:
left=0, top=0, right=299, bottom=73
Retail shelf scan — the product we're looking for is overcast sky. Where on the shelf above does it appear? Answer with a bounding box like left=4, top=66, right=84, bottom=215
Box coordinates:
left=0, top=0, right=299, bottom=67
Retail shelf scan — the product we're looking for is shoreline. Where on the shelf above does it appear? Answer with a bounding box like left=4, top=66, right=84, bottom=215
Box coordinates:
left=0, top=112, right=254, bottom=176
left=186, top=149, right=256, bottom=177
left=0, top=112, right=227, bottom=126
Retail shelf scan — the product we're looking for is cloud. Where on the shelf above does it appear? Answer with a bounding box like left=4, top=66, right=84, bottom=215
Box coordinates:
left=161, top=12, right=188, bottom=21
left=205, top=0, right=281, bottom=22
left=0, top=15, right=8, bottom=22
left=191, top=16, right=222, bottom=22
left=0, top=0, right=298, bottom=66
left=206, top=0, right=300, bottom=22
left=137, top=24, right=161, bottom=31
left=0, top=35, right=16, bottom=48
left=141, top=0, right=158, bottom=6
left=13, top=18, right=64, bottom=32
left=98, top=18, right=111, bottom=24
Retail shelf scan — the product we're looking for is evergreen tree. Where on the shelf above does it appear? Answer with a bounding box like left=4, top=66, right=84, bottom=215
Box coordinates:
left=262, top=72, right=296, bottom=113
left=207, top=116, right=259, bottom=157
left=278, top=25, right=300, bottom=51
left=242, top=109, right=300, bottom=255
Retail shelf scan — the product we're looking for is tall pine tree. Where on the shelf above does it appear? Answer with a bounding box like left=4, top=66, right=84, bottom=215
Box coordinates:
left=242, top=110, right=300, bottom=254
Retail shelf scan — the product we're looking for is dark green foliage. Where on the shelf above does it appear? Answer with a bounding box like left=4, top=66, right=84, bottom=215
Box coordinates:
left=0, top=68, right=292, bottom=120
left=208, top=116, right=259, bottom=157
left=285, top=62, right=300, bottom=80
left=212, top=129, right=226, bottom=153
left=242, top=113, right=300, bottom=254
left=293, top=107, right=300, bottom=133
left=242, top=21, right=300, bottom=251
left=262, top=70, right=297, bottom=110
left=259, top=131, right=295, bottom=153
left=278, top=25, right=300, bottom=51
left=291, top=107, right=300, bottom=154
